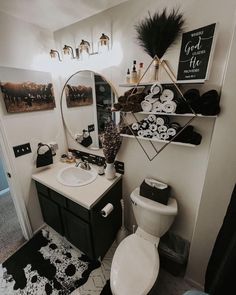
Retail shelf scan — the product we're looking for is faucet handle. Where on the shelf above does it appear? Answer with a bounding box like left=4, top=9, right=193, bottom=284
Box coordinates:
left=75, top=159, right=91, bottom=170
left=84, top=160, right=91, bottom=170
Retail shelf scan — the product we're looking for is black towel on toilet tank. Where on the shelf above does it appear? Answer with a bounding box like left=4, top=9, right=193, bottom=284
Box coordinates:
left=140, top=178, right=171, bottom=205
left=36, top=144, right=53, bottom=168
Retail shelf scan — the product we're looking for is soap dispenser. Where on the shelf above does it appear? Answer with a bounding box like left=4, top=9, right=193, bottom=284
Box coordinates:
left=97, top=158, right=105, bottom=175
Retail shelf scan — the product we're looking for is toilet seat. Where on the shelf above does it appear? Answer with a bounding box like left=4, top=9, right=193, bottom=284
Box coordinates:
left=110, top=234, right=159, bottom=295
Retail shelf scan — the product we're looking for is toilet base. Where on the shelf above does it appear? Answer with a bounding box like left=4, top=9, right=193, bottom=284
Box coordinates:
left=147, top=275, right=160, bottom=295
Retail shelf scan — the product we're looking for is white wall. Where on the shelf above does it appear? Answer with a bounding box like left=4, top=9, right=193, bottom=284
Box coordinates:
left=186, top=20, right=236, bottom=286
left=0, top=11, right=67, bottom=232
left=54, top=0, right=236, bottom=286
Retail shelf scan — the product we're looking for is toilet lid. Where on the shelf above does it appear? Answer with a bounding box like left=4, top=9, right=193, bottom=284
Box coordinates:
left=110, top=234, right=159, bottom=295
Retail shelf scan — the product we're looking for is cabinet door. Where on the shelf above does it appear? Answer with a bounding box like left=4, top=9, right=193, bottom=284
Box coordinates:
left=91, top=179, right=122, bottom=259
left=38, top=193, right=64, bottom=235
left=36, top=182, right=50, bottom=197
left=61, top=208, right=94, bottom=259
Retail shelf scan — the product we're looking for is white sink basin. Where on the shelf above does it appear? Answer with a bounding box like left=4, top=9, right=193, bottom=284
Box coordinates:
left=57, top=166, right=97, bottom=187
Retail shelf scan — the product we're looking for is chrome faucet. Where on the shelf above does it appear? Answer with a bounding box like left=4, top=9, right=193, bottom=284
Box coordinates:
left=75, top=159, right=91, bottom=170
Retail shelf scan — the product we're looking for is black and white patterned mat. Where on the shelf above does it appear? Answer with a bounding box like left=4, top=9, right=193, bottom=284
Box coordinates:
left=0, top=227, right=100, bottom=294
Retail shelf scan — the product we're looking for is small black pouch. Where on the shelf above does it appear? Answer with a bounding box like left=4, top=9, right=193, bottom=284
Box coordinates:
left=80, top=130, right=93, bottom=147
left=36, top=144, right=53, bottom=168
left=140, top=178, right=171, bottom=205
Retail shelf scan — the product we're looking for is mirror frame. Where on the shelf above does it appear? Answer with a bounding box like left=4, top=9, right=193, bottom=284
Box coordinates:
left=60, top=70, right=119, bottom=150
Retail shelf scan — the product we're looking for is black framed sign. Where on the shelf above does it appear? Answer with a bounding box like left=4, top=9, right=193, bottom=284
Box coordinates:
left=177, top=23, right=217, bottom=83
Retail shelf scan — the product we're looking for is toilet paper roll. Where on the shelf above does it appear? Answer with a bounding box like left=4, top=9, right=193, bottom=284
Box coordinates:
left=101, top=203, right=114, bottom=217
left=162, top=101, right=177, bottom=113
left=160, top=89, right=174, bottom=102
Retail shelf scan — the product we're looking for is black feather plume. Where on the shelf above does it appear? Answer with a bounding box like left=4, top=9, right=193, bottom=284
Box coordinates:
left=135, top=8, right=185, bottom=59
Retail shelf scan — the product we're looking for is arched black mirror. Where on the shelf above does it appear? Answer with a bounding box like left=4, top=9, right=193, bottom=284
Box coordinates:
left=60, top=70, right=118, bottom=149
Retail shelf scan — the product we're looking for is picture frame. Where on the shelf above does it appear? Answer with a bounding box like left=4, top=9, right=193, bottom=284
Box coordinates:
left=177, top=23, right=218, bottom=83
left=0, top=67, right=55, bottom=113
left=65, top=84, right=93, bottom=108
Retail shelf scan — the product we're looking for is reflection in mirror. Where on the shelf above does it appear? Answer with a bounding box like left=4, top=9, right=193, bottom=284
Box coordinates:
left=60, top=70, right=118, bottom=150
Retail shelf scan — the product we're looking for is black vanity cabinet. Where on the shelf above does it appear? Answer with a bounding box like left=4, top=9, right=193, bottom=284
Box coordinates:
left=35, top=179, right=122, bottom=260
left=36, top=183, right=65, bottom=235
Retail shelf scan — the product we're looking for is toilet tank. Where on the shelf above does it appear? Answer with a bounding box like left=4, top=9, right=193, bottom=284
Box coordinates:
left=131, top=188, right=178, bottom=238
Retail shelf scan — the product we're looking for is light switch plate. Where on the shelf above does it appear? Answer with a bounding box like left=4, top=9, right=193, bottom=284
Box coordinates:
left=88, top=124, right=95, bottom=132
left=13, top=143, right=32, bottom=158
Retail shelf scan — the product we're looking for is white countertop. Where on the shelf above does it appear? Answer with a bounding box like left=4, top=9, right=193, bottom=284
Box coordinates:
left=32, top=162, right=122, bottom=209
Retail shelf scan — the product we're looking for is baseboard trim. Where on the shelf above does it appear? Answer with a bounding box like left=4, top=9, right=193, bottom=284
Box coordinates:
left=0, top=187, right=10, bottom=196
left=33, top=223, right=46, bottom=236
left=184, top=276, right=204, bottom=291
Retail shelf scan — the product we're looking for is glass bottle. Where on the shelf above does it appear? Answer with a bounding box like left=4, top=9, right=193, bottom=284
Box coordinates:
left=126, top=68, right=130, bottom=83
left=138, top=62, right=144, bottom=81
left=130, top=60, right=138, bottom=84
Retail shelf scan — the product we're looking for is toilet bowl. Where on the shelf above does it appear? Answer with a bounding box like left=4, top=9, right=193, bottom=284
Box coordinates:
left=110, top=187, right=178, bottom=295
left=110, top=233, right=159, bottom=295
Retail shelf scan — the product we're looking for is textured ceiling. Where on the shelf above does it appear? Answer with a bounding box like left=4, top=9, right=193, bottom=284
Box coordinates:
left=0, top=0, right=128, bottom=31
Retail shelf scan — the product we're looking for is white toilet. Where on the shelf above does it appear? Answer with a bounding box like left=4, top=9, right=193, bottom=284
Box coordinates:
left=110, top=187, right=178, bottom=295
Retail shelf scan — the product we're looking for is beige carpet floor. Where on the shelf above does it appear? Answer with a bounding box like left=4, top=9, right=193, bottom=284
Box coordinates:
left=0, top=191, right=25, bottom=263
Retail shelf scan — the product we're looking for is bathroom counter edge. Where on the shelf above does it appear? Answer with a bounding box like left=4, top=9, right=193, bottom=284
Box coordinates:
left=32, top=162, right=122, bottom=209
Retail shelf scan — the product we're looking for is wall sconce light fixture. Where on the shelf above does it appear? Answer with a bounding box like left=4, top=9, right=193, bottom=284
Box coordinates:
left=98, top=33, right=110, bottom=53
left=79, top=39, right=91, bottom=58
left=50, top=49, right=62, bottom=62
left=63, top=45, right=76, bottom=59
left=50, top=33, right=110, bottom=61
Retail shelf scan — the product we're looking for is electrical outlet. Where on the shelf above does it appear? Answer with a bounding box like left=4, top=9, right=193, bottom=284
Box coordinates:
left=13, top=143, right=32, bottom=158
left=114, top=161, right=125, bottom=174
left=88, top=124, right=95, bottom=132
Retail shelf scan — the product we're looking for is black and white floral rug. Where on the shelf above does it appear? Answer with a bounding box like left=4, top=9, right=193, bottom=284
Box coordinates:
left=0, top=227, right=100, bottom=294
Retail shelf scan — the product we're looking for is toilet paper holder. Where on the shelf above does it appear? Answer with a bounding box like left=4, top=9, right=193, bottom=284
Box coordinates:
left=100, top=203, right=114, bottom=218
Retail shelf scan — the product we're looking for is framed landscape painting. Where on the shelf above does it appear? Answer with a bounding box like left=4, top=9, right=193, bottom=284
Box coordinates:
left=65, top=84, right=93, bottom=108
left=0, top=67, right=55, bottom=113
left=64, top=70, right=94, bottom=108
